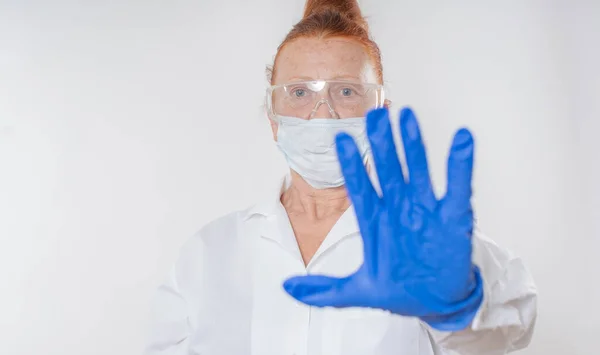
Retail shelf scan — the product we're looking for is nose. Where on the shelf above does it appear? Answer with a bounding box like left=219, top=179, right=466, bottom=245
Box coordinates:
left=309, top=99, right=339, bottom=119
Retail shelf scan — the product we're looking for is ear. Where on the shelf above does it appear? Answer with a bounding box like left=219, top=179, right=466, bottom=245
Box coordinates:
left=264, top=105, right=278, bottom=141
left=269, top=117, right=278, bottom=142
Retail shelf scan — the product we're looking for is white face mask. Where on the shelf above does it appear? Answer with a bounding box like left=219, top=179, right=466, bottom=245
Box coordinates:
left=275, top=115, right=371, bottom=189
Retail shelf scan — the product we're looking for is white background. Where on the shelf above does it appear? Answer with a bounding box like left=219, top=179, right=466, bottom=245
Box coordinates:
left=1, top=1, right=598, bottom=354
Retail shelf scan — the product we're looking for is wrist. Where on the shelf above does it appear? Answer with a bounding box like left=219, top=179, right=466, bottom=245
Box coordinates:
left=421, top=267, right=484, bottom=331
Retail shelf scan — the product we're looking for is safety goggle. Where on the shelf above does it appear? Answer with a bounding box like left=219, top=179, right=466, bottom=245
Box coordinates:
left=266, top=80, right=385, bottom=119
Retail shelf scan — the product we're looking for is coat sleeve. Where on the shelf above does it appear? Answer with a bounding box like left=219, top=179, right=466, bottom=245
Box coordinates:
left=424, top=228, right=538, bottom=355
left=143, top=266, right=191, bottom=355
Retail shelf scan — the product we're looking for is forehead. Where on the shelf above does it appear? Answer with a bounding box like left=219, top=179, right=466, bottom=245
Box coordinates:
left=273, top=37, right=376, bottom=84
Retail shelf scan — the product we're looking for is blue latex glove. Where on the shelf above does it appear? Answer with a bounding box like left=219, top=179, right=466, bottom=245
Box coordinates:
left=283, top=107, right=484, bottom=331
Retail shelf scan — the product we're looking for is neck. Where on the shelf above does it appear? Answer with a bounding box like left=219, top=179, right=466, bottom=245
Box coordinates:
left=281, top=171, right=350, bottom=220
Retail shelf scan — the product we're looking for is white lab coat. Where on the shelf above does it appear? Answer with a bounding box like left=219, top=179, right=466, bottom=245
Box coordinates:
left=145, top=176, right=537, bottom=355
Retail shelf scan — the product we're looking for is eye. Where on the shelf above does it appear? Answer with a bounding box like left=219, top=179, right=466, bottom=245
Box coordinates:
left=292, top=88, right=307, bottom=98
left=341, top=88, right=354, bottom=97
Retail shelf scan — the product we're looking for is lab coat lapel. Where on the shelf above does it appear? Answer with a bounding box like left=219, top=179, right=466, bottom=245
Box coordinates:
left=244, top=175, right=303, bottom=261
left=309, top=205, right=361, bottom=265
left=245, top=174, right=365, bottom=265
left=312, top=161, right=380, bottom=263
left=261, top=204, right=303, bottom=261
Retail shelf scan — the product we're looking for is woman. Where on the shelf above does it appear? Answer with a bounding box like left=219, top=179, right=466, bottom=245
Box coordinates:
left=145, top=1, right=537, bottom=354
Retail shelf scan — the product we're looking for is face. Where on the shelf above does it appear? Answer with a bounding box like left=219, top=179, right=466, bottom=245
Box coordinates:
left=269, top=37, right=381, bottom=140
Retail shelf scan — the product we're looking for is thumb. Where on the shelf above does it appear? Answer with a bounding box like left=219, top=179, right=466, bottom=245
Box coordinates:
left=283, top=274, right=354, bottom=308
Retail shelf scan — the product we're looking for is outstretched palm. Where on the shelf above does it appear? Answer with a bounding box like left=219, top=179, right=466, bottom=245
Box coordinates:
left=284, top=107, right=483, bottom=330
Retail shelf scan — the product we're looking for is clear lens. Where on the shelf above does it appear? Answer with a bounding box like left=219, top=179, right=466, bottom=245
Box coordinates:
left=268, top=80, right=384, bottom=119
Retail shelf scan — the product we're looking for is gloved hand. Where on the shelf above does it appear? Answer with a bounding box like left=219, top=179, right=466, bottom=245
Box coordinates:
left=283, top=107, right=484, bottom=331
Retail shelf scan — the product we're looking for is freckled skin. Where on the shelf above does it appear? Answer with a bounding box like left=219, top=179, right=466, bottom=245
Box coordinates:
left=270, top=37, right=377, bottom=139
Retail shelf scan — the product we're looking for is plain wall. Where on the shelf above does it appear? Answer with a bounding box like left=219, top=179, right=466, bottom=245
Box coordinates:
left=0, top=1, right=598, bottom=354
left=564, top=3, right=600, bottom=355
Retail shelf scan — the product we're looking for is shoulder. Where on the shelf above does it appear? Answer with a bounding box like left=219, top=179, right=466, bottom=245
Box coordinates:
left=177, top=207, right=252, bottom=259
left=192, top=210, right=245, bottom=244
left=471, top=226, right=514, bottom=265
left=172, top=207, right=258, bottom=284
left=471, top=226, right=535, bottom=292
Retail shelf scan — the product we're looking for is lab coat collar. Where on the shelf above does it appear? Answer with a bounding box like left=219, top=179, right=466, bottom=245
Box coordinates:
left=243, top=173, right=362, bottom=264
left=243, top=174, right=291, bottom=220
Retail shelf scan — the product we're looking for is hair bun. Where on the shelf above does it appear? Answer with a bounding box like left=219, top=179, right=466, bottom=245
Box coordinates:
left=303, top=0, right=368, bottom=31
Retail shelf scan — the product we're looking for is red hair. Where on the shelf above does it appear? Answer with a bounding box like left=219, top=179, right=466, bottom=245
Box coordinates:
left=268, top=0, right=383, bottom=85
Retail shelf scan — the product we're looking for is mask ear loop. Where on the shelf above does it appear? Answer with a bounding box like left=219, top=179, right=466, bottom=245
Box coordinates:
left=309, top=98, right=340, bottom=119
